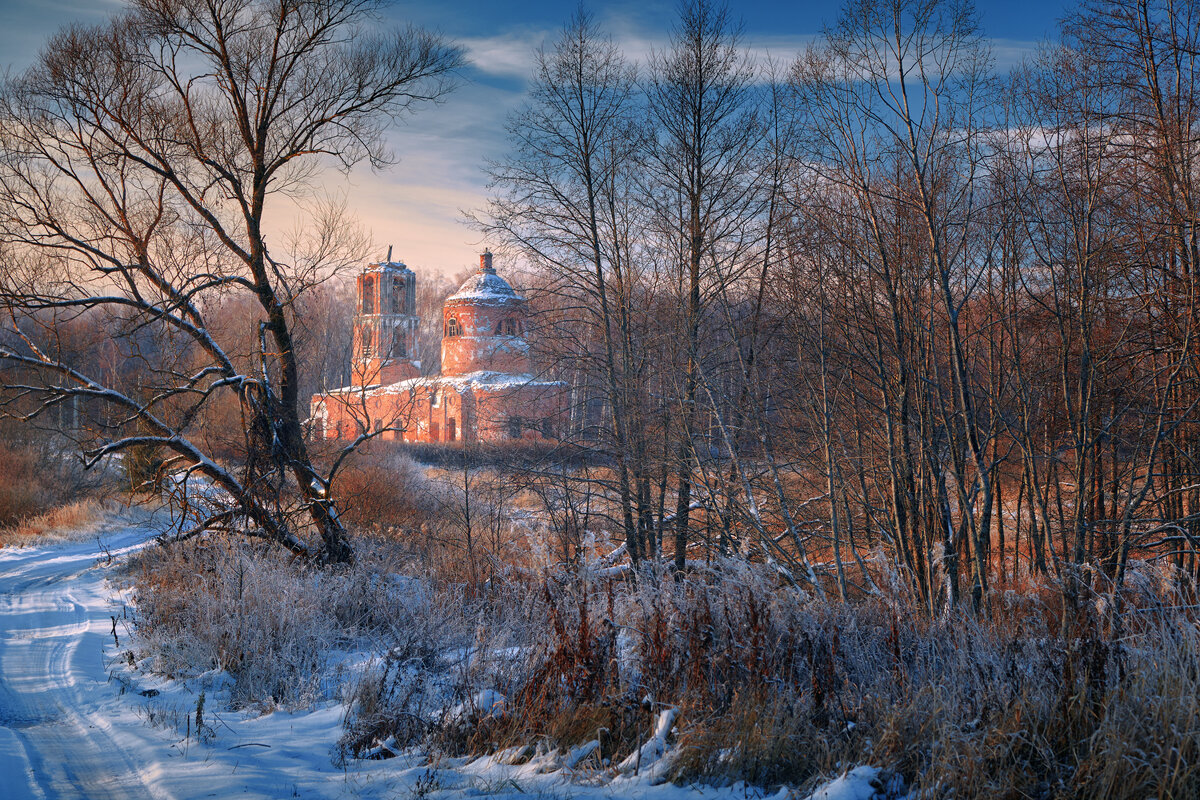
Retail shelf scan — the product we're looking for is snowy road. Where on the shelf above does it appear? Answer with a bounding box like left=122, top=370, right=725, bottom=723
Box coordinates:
left=0, top=519, right=161, bottom=800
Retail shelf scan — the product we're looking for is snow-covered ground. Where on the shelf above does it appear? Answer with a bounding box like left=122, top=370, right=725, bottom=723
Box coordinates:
left=0, top=513, right=892, bottom=800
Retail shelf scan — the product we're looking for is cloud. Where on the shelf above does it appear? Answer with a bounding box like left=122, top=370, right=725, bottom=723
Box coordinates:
left=461, top=29, right=551, bottom=80
left=989, top=38, right=1042, bottom=70
left=295, top=78, right=526, bottom=278
left=459, top=18, right=818, bottom=81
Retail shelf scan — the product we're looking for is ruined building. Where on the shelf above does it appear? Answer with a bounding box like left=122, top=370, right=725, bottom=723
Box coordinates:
left=310, top=251, right=566, bottom=443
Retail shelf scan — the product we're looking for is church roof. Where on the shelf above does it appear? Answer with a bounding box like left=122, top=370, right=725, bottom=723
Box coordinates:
left=365, top=259, right=413, bottom=274
left=446, top=267, right=522, bottom=303
left=319, top=370, right=564, bottom=395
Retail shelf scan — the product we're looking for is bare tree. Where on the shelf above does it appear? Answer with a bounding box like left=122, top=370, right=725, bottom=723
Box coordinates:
left=790, top=0, right=1000, bottom=609
left=1057, top=0, right=1200, bottom=593
left=478, top=10, right=651, bottom=562
left=644, top=0, right=763, bottom=573
left=0, top=0, right=463, bottom=562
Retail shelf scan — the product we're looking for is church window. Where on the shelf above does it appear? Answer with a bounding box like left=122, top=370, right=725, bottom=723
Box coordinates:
left=361, top=277, right=376, bottom=314
left=390, top=325, right=406, bottom=358
left=391, top=278, right=406, bottom=314
left=445, top=317, right=461, bottom=337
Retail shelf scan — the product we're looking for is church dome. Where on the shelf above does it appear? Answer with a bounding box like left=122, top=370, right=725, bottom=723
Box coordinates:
left=446, top=251, right=522, bottom=304
left=441, top=251, right=531, bottom=377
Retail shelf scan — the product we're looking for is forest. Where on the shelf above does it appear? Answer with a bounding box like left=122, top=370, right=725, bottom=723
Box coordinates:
left=482, top=0, right=1200, bottom=618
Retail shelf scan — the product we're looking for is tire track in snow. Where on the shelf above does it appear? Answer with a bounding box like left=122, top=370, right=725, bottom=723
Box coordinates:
left=0, top=521, right=163, bottom=800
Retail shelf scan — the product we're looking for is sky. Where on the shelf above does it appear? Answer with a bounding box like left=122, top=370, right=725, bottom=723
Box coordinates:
left=0, top=0, right=1069, bottom=279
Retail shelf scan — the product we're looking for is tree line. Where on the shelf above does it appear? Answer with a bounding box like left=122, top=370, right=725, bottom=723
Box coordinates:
left=481, top=0, right=1200, bottom=617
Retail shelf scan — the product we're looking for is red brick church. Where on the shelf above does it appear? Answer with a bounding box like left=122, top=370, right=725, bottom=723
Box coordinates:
left=310, top=250, right=566, bottom=443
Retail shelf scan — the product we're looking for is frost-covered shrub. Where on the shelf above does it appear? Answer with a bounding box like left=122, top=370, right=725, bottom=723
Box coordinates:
left=335, top=575, right=540, bottom=760
left=130, top=538, right=330, bottom=706
left=127, top=532, right=462, bottom=709
left=330, top=447, right=442, bottom=533
left=126, top=498, right=1200, bottom=797
left=353, top=557, right=1200, bottom=798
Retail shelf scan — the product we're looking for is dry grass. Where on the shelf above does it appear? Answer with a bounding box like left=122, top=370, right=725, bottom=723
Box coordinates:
left=0, top=431, right=117, bottom=547
left=0, top=499, right=113, bottom=547
left=121, top=453, right=1200, bottom=797
left=348, top=559, right=1200, bottom=798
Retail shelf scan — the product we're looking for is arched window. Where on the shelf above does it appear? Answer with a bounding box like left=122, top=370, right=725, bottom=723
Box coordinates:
left=495, top=318, right=521, bottom=336
left=390, top=326, right=406, bottom=358
left=391, top=278, right=406, bottom=314
left=361, top=277, right=376, bottom=314
left=445, top=317, right=461, bottom=337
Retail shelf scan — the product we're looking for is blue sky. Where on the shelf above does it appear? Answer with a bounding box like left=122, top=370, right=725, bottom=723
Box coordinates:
left=0, top=0, right=1069, bottom=277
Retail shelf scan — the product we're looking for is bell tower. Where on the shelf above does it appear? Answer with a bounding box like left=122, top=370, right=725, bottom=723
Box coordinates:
left=351, top=247, right=420, bottom=386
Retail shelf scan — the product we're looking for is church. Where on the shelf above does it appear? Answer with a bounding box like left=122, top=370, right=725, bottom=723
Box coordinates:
left=310, top=250, right=566, bottom=444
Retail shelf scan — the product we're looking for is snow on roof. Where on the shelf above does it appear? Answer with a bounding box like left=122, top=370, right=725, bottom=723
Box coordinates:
left=446, top=268, right=523, bottom=303
left=442, top=335, right=530, bottom=353
left=398, top=370, right=563, bottom=392
left=365, top=260, right=413, bottom=274
left=446, top=370, right=564, bottom=390
left=318, top=370, right=564, bottom=396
